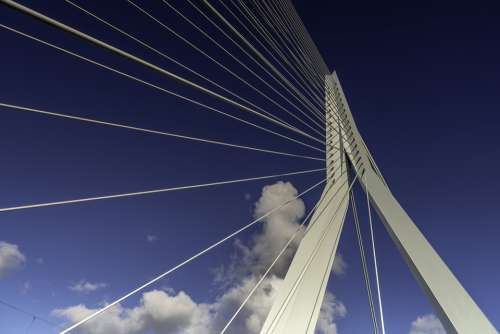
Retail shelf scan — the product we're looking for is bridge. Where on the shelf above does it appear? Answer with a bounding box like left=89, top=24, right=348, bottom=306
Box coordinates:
left=0, top=1, right=497, bottom=333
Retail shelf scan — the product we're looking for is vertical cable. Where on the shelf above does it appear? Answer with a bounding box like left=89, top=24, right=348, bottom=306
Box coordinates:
left=365, top=174, right=387, bottom=334
left=350, top=188, right=379, bottom=334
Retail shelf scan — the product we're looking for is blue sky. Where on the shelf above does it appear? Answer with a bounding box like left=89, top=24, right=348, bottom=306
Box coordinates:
left=0, top=0, right=499, bottom=333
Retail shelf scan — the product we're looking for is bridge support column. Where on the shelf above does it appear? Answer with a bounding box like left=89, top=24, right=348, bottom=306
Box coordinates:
left=259, top=73, right=350, bottom=334
left=261, top=72, right=497, bottom=334
left=330, top=71, right=497, bottom=334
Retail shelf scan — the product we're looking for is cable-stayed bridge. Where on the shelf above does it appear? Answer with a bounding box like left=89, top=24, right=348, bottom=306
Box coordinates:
left=0, top=1, right=497, bottom=333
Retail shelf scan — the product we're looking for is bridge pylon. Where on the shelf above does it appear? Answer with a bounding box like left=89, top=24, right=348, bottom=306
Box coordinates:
left=260, top=72, right=497, bottom=334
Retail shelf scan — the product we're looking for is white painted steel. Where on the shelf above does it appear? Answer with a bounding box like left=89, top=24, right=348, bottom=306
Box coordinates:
left=260, top=73, right=349, bottom=334
left=259, top=173, right=349, bottom=334
left=262, top=71, right=497, bottom=334
left=330, top=72, right=497, bottom=334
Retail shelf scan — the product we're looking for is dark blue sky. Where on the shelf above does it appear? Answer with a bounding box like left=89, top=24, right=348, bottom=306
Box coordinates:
left=0, top=1, right=498, bottom=333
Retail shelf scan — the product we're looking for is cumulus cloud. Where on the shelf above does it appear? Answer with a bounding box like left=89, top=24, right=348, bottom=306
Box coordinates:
left=215, top=181, right=306, bottom=287
left=211, top=275, right=285, bottom=333
left=0, top=241, right=26, bottom=277
left=69, top=280, right=108, bottom=294
left=55, top=283, right=345, bottom=334
left=251, top=181, right=306, bottom=274
left=54, top=289, right=212, bottom=334
left=54, top=181, right=346, bottom=334
left=409, top=314, right=446, bottom=334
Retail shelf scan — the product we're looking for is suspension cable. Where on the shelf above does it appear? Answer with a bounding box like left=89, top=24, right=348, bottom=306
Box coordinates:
left=199, top=0, right=326, bottom=120
left=58, top=177, right=327, bottom=334
left=138, top=0, right=325, bottom=142
left=0, top=168, right=325, bottom=213
left=264, top=172, right=358, bottom=333
left=247, top=0, right=326, bottom=103
left=158, top=0, right=326, bottom=138
left=191, top=0, right=348, bottom=140
left=364, top=174, right=387, bottom=334
left=202, top=0, right=327, bottom=123
left=350, top=188, right=379, bottom=334
left=282, top=0, right=330, bottom=76
left=153, top=0, right=348, bottom=144
left=0, top=1, right=386, bottom=332
left=0, top=103, right=324, bottom=161
left=232, top=0, right=326, bottom=121
left=281, top=0, right=332, bottom=91
left=262, top=0, right=327, bottom=86
left=219, top=188, right=324, bottom=334
left=213, top=0, right=326, bottom=130
left=0, top=23, right=325, bottom=154
left=0, top=0, right=324, bottom=147
left=273, top=0, right=329, bottom=85
left=0, top=299, right=58, bottom=328
left=220, top=168, right=346, bottom=333
left=253, top=0, right=328, bottom=107
left=232, top=0, right=326, bottom=115
left=160, top=0, right=326, bottom=135
left=63, top=0, right=310, bottom=139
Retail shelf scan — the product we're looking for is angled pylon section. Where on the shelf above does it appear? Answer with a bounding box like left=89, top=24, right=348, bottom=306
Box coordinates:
left=261, top=72, right=497, bottom=334
left=259, top=75, right=350, bottom=334
left=329, top=72, right=496, bottom=334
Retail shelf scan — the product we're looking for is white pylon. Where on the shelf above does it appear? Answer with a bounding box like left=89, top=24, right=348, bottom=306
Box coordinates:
left=259, top=72, right=351, bottom=334
left=260, top=72, right=498, bottom=334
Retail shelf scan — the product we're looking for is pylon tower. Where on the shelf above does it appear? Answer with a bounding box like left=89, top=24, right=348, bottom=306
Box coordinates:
left=260, top=72, right=497, bottom=334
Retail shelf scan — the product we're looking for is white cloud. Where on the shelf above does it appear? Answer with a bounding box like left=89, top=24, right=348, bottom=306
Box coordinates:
left=69, top=280, right=108, bottom=294
left=54, top=181, right=346, bottom=334
left=53, top=289, right=213, bottom=334
left=409, top=314, right=446, bottom=334
left=332, top=254, right=347, bottom=276
left=55, top=278, right=344, bottom=334
left=316, top=292, right=347, bottom=334
left=0, top=241, right=26, bottom=277
left=211, top=274, right=286, bottom=333
left=211, top=275, right=346, bottom=334
left=214, top=181, right=307, bottom=287
left=251, top=181, right=306, bottom=275
left=146, top=235, right=158, bottom=243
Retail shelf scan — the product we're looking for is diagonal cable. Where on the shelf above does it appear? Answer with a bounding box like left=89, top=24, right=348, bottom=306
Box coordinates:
left=0, top=168, right=325, bottom=213
left=247, top=0, right=327, bottom=108
left=0, top=103, right=324, bottom=161
left=0, top=23, right=325, bottom=154
left=264, top=172, right=358, bottom=333
left=350, top=188, right=379, bottom=334
left=160, top=0, right=326, bottom=138
left=202, top=0, right=327, bottom=123
left=0, top=0, right=324, bottom=147
left=229, top=0, right=326, bottom=122
left=0, top=299, right=58, bottom=328
left=267, top=0, right=329, bottom=91
left=219, top=189, right=324, bottom=334
left=63, top=0, right=307, bottom=139
left=229, top=0, right=326, bottom=117
left=364, top=173, right=387, bottom=334
left=58, top=177, right=327, bottom=334
left=220, top=167, right=348, bottom=333
left=282, top=0, right=331, bottom=76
